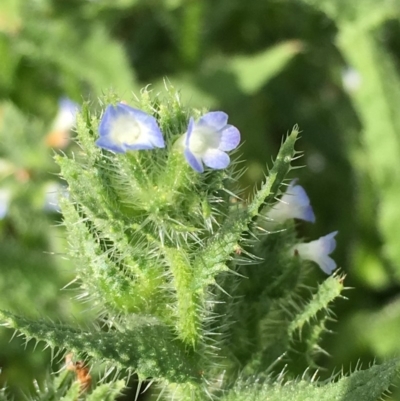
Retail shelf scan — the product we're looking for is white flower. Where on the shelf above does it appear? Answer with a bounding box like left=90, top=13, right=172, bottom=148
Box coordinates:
left=266, top=180, right=315, bottom=224
left=292, top=231, right=338, bottom=274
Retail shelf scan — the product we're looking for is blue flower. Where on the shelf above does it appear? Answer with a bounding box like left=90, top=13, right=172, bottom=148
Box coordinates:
left=181, top=111, right=240, bottom=173
left=96, top=103, right=165, bottom=153
left=47, top=97, right=80, bottom=148
left=53, top=98, right=80, bottom=132
left=292, top=231, right=338, bottom=274
left=266, top=180, right=315, bottom=224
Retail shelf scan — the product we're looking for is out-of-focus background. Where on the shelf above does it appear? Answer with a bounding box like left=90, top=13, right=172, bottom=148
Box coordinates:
left=1, top=0, right=400, bottom=398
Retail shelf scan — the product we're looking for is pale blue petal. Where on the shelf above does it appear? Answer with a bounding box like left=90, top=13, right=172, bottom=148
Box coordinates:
left=198, top=112, right=228, bottom=130
left=184, top=148, right=204, bottom=173
left=288, top=183, right=310, bottom=207
left=219, top=125, right=240, bottom=151
left=58, top=97, right=80, bottom=114
left=120, top=104, right=165, bottom=148
left=185, top=118, right=195, bottom=147
left=303, top=205, right=316, bottom=223
left=98, top=104, right=124, bottom=138
left=318, top=255, right=337, bottom=275
left=202, top=149, right=230, bottom=170
left=279, top=182, right=315, bottom=223
left=320, top=231, right=338, bottom=254
left=124, top=141, right=156, bottom=150
left=95, top=136, right=126, bottom=153
left=293, top=230, right=338, bottom=275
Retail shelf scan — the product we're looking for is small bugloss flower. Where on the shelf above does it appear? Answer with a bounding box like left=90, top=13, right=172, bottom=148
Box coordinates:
left=0, top=188, right=11, bottom=219
left=292, top=231, right=338, bottom=274
left=96, top=103, right=164, bottom=153
left=46, top=97, right=80, bottom=148
left=266, top=181, right=315, bottom=224
left=53, top=98, right=79, bottom=131
left=181, top=111, right=240, bottom=173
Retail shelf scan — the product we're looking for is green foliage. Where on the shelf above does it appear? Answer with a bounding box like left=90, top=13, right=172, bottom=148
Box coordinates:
left=2, top=87, right=398, bottom=401
left=229, top=41, right=302, bottom=95
left=0, top=368, right=125, bottom=401
left=0, top=310, right=198, bottom=383
left=1, top=0, right=400, bottom=399
left=220, top=359, right=399, bottom=401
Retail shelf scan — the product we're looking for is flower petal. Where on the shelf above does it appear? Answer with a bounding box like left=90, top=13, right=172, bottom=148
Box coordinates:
left=184, top=148, right=204, bottom=173
left=95, top=136, right=126, bottom=153
left=52, top=97, right=79, bottom=132
left=202, top=149, right=230, bottom=170
left=185, top=117, right=195, bottom=147
left=266, top=181, right=315, bottom=224
left=197, top=111, right=228, bottom=130
left=301, top=205, right=316, bottom=223
left=317, top=255, right=337, bottom=275
left=219, top=125, right=241, bottom=151
left=123, top=141, right=156, bottom=150
left=119, top=104, right=165, bottom=148
left=320, top=231, right=338, bottom=253
left=98, top=105, right=119, bottom=138
left=281, top=182, right=315, bottom=223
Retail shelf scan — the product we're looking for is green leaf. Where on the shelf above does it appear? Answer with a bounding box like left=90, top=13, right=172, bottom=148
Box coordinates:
left=0, top=310, right=200, bottom=384
left=86, top=380, right=125, bottom=401
left=194, top=127, right=299, bottom=282
left=221, top=359, right=399, bottom=401
left=288, top=275, right=344, bottom=336
left=229, top=41, right=302, bottom=95
left=300, top=0, right=399, bottom=28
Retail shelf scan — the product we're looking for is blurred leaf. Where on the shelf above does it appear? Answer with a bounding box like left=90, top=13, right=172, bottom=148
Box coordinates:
left=229, top=41, right=302, bottom=95
left=0, top=0, right=21, bottom=34
left=0, top=34, right=20, bottom=93
left=355, top=298, right=400, bottom=357
left=87, top=0, right=139, bottom=9
left=17, top=19, right=137, bottom=98
left=301, top=0, right=399, bottom=28
left=338, top=28, right=400, bottom=279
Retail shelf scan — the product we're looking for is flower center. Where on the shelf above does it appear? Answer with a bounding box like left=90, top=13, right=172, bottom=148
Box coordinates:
left=190, top=126, right=221, bottom=154
left=110, top=115, right=141, bottom=145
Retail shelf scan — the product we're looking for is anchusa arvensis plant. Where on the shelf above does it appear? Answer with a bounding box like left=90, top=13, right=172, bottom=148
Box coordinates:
left=0, top=88, right=395, bottom=401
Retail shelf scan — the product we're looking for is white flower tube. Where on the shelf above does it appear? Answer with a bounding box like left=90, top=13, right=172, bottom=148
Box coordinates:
left=292, top=231, right=338, bottom=274
left=266, top=180, right=315, bottom=224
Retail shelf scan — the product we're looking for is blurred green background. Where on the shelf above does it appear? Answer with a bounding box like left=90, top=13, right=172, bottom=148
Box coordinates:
left=2, top=0, right=400, bottom=398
